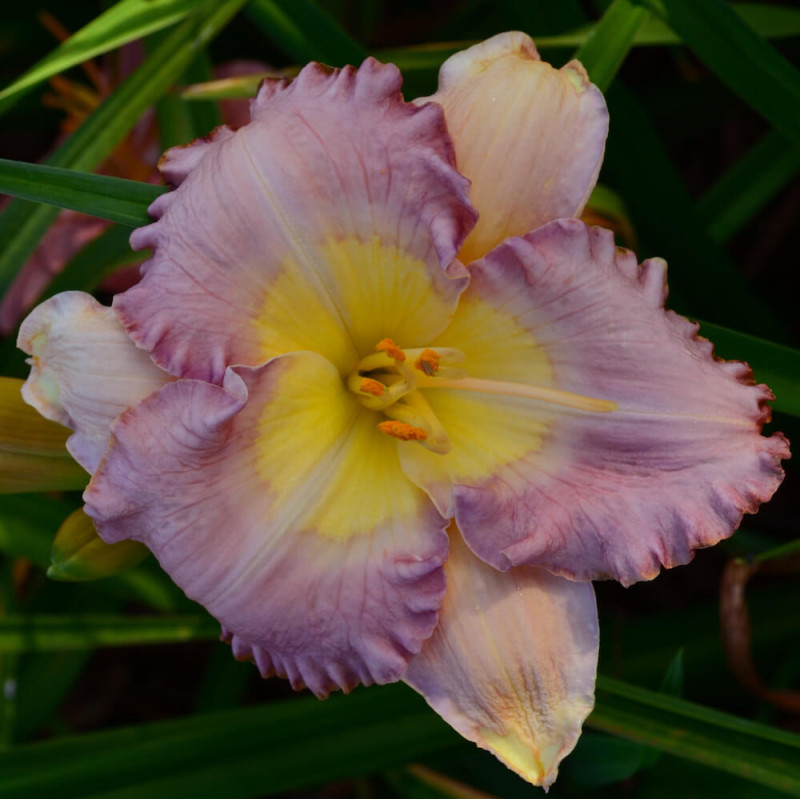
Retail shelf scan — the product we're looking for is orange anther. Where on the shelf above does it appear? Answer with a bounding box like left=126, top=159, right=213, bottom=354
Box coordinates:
left=378, top=421, right=428, bottom=441
left=376, top=338, right=406, bottom=361
left=359, top=377, right=385, bottom=397
left=414, top=348, right=441, bottom=376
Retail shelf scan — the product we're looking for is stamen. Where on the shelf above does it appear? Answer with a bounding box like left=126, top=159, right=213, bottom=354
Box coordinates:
left=417, top=375, right=617, bottom=413
left=378, top=421, right=428, bottom=441
left=359, top=377, right=385, bottom=397
left=376, top=338, right=406, bottom=361
left=414, top=348, right=441, bottom=376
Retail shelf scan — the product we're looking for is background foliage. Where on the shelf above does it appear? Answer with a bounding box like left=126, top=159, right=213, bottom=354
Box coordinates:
left=0, top=0, right=799, bottom=796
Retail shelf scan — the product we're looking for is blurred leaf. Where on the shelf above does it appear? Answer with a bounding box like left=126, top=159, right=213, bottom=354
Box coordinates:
left=0, top=377, right=87, bottom=494
left=636, top=0, right=800, bottom=148
left=48, top=508, right=148, bottom=582
left=0, top=0, right=217, bottom=115
left=636, top=3, right=800, bottom=45
left=245, top=0, right=366, bottom=65
left=0, top=684, right=459, bottom=797
left=660, top=648, right=685, bottom=696
left=194, top=642, right=253, bottom=713
left=699, top=321, right=800, bottom=418
left=562, top=730, right=646, bottom=788
left=1, top=677, right=799, bottom=795
left=0, top=494, right=185, bottom=613
left=0, top=159, right=164, bottom=227
left=0, top=614, right=218, bottom=653
left=183, top=2, right=800, bottom=101
left=697, top=131, right=800, bottom=243
left=754, top=538, right=800, bottom=565
left=44, top=225, right=141, bottom=300
left=604, top=83, right=786, bottom=339
left=591, top=676, right=800, bottom=794
left=0, top=0, right=246, bottom=295
left=574, top=0, right=648, bottom=91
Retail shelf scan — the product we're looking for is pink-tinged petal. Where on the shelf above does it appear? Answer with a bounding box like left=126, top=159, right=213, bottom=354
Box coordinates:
left=156, top=125, right=236, bottom=188
left=405, top=527, right=597, bottom=788
left=409, top=220, right=789, bottom=585
left=418, top=31, right=608, bottom=264
left=17, top=292, right=172, bottom=472
left=84, top=351, right=448, bottom=696
left=118, top=58, right=476, bottom=384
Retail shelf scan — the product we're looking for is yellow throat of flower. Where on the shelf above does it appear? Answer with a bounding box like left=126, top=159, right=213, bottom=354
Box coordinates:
left=348, top=339, right=617, bottom=455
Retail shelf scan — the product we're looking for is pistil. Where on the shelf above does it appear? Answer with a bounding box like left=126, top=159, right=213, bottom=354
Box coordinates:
left=416, top=374, right=617, bottom=413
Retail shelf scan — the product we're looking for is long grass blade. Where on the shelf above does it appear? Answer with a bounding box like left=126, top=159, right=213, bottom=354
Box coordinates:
left=0, top=0, right=216, bottom=116
left=574, top=0, right=649, bottom=91
left=0, top=160, right=164, bottom=227
left=697, top=131, right=800, bottom=243
left=636, top=0, right=800, bottom=148
left=0, top=614, right=218, bottom=652
left=0, top=0, right=246, bottom=295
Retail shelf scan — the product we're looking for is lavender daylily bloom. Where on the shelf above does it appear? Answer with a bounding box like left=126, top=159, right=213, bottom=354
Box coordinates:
left=18, top=33, right=789, bottom=787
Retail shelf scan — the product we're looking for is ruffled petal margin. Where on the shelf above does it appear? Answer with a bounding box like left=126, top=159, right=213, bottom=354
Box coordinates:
left=402, top=220, right=789, bottom=585
left=17, top=292, right=171, bottom=472
left=419, top=32, right=608, bottom=263
left=118, top=58, right=475, bottom=384
left=405, top=526, right=598, bottom=788
left=84, top=350, right=448, bottom=696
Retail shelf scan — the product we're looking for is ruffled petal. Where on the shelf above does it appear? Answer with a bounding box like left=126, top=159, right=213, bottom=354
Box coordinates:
left=84, top=350, right=448, bottom=696
left=17, top=292, right=171, bottom=472
left=405, top=527, right=597, bottom=788
left=118, top=58, right=475, bottom=384
left=418, top=31, right=608, bottom=263
left=401, top=220, right=789, bottom=585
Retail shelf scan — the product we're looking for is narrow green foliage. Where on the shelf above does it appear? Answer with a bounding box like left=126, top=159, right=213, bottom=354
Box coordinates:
left=0, top=614, right=218, bottom=652
left=591, top=676, right=800, bottom=794
left=1, top=678, right=799, bottom=796
left=246, top=0, right=367, bottom=65
left=44, top=225, right=141, bottom=300
left=636, top=0, right=800, bottom=148
left=0, top=0, right=246, bottom=294
left=604, top=84, right=786, bottom=339
left=697, top=131, right=800, bottom=243
left=574, top=0, right=649, bottom=91
left=0, top=0, right=217, bottom=115
left=0, top=160, right=165, bottom=227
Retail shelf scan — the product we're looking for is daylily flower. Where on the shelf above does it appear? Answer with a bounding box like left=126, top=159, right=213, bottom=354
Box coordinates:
left=17, top=33, right=789, bottom=787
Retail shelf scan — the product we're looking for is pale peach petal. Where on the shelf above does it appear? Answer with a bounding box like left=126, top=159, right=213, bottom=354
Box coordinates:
left=418, top=31, right=608, bottom=262
left=405, top=527, right=597, bottom=788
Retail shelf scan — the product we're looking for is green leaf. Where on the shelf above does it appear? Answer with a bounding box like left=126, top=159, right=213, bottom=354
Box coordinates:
left=2, top=677, right=800, bottom=795
left=0, top=0, right=217, bottom=116
left=48, top=508, right=149, bottom=582
left=0, top=684, right=459, bottom=797
left=181, top=2, right=800, bottom=102
left=591, top=676, right=800, bottom=794
left=0, top=159, right=165, bottom=227
left=0, top=614, right=218, bottom=652
left=0, top=378, right=87, bottom=494
left=635, top=0, right=800, bottom=148
left=44, top=225, right=141, bottom=299
left=245, top=0, right=366, bottom=65
left=699, top=321, right=800, bottom=418
left=0, top=494, right=186, bottom=613
left=574, top=0, right=649, bottom=91
left=697, top=131, right=800, bottom=243
left=603, top=83, right=787, bottom=340
left=0, top=0, right=246, bottom=296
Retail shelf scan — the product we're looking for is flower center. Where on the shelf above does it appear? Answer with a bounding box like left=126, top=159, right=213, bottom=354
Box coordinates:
left=348, top=339, right=617, bottom=455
